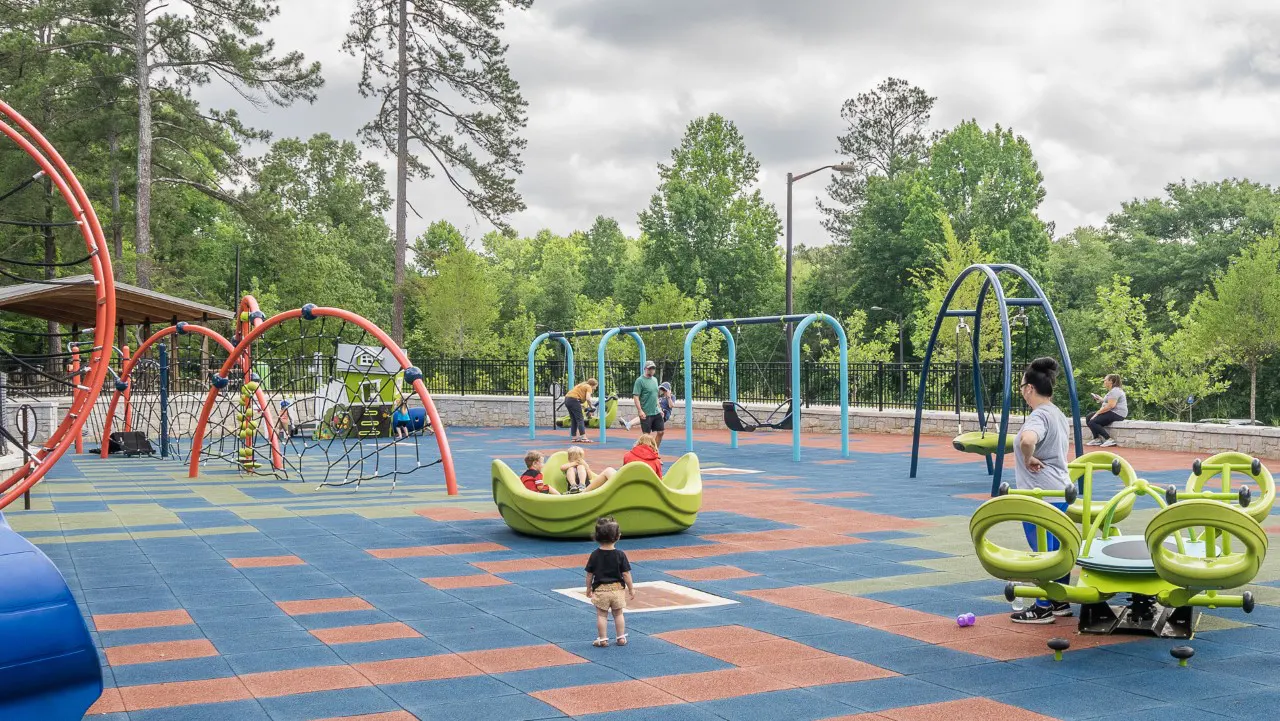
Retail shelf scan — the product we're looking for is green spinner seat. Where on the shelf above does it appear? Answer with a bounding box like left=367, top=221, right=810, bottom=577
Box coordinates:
left=555, top=398, right=619, bottom=430
left=491, top=450, right=702, bottom=538
left=1066, top=452, right=1137, bottom=528
left=1146, top=499, right=1267, bottom=592
left=952, top=430, right=1013, bottom=455
left=970, top=495, right=1082, bottom=584
left=1185, top=451, right=1275, bottom=524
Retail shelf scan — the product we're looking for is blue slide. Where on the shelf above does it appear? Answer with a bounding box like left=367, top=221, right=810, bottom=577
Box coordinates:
left=0, top=512, right=103, bottom=719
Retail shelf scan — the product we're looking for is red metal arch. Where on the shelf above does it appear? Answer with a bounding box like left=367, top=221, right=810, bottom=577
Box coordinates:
left=99, top=324, right=282, bottom=467
left=187, top=306, right=458, bottom=495
left=0, top=99, right=116, bottom=511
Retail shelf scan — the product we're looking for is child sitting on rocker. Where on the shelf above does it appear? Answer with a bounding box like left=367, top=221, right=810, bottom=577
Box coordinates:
left=622, top=434, right=663, bottom=478
left=561, top=445, right=616, bottom=494
left=520, top=451, right=560, bottom=495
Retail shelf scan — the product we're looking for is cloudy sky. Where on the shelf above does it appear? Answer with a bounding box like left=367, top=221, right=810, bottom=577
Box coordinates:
left=200, top=0, right=1280, bottom=248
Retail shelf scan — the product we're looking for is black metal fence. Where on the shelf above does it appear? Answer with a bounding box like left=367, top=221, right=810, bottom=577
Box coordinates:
left=412, top=358, right=1028, bottom=414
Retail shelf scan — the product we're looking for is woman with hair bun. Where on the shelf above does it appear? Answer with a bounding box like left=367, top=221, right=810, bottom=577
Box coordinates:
left=1011, top=357, right=1074, bottom=624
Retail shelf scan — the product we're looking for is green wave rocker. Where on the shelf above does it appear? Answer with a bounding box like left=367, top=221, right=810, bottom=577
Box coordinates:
left=970, top=451, right=1270, bottom=639
left=555, top=398, right=619, bottom=430
left=492, top=450, right=702, bottom=538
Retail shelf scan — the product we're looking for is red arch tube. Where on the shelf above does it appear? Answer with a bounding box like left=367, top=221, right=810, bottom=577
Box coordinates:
left=0, top=99, right=115, bottom=510
left=186, top=307, right=457, bottom=494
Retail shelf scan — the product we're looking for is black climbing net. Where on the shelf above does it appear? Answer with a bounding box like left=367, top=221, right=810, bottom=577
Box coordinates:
left=85, top=325, right=233, bottom=461
left=198, top=313, right=439, bottom=490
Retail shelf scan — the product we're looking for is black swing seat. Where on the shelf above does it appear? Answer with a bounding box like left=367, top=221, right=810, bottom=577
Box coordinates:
left=723, top=399, right=794, bottom=433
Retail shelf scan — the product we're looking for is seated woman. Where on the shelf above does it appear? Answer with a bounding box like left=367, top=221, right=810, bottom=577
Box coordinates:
left=622, top=434, right=663, bottom=477
left=1086, top=374, right=1127, bottom=447
left=561, top=445, right=617, bottom=494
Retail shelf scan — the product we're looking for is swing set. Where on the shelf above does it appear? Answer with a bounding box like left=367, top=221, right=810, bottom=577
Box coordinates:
left=910, top=263, right=1083, bottom=495
left=528, top=313, right=849, bottom=462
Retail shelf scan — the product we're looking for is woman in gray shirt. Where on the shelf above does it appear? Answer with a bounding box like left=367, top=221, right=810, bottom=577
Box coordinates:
left=1011, top=357, right=1073, bottom=624
left=1086, top=374, right=1127, bottom=448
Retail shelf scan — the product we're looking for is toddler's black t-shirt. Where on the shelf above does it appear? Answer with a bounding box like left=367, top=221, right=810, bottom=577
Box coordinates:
left=584, top=548, right=631, bottom=589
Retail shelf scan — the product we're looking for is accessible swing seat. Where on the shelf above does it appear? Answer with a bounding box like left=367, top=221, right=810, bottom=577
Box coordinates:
left=970, top=453, right=1271, bottom=640
left=722, top=399, right=793, bottom=433
left=555, top=397, right=619, bottom=430
left=951, top=429, right=1013, bottom=455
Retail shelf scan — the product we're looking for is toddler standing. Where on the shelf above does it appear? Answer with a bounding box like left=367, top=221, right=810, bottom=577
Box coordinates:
left=585, top=516, right=634, bottom=647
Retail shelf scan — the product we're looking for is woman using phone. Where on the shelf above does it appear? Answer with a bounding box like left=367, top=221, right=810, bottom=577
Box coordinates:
left=1086, top=374, right=1127, bottom=447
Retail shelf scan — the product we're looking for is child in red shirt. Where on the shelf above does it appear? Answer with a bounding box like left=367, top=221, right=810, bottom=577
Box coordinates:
left=622, top=434, right=663, bottom=477
left=520, top=451, right=560, bottom=495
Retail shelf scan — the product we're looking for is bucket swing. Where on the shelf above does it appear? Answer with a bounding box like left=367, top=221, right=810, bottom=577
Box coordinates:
left=950, top=319, right=1012, bottom=455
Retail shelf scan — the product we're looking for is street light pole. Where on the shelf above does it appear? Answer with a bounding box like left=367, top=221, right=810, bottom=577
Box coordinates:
left=783, top=163, right=857, bottom=361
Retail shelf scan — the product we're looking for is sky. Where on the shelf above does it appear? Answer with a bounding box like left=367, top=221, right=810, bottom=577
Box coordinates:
left=199, top=0, right=1280, bottom=249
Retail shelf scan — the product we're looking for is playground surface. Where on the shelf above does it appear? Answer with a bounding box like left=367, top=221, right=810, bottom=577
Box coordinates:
left=13, top=427, right=1280, bottom=721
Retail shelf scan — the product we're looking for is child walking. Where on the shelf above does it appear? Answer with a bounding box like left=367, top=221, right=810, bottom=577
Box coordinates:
left=585, top=516, right=634, bottom=647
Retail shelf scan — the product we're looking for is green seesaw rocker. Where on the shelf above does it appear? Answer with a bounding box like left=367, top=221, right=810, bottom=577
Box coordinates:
left=970, top=451, right=1272, bottom=639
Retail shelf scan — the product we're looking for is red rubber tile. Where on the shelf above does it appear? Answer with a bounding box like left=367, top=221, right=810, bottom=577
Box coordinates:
left=889, top=619, right=1013, bottom=645
left=850, top=606, right=946, bottom=629
left=311, top=622, right=421, bottom=645
left=881, top=698, right=1060, bottom=720
left=277, top=597, right=374, bottom=616
left=472, top=557, right=558, bottom=573
left=655, top=625, right=780, bottom=651
left=117, top=677, right=253, bottom=711
left=313, top=713, right=418, bottom=721
left=93, top=609, right=194, bottom=632
left=414, top=507, right=501, bottom=521
left=239, top=665, right=371, bottom=698
left=422, top=573, right=509, bottom=589
left=354, top=654, right=481, bottom=685
left=940, top=631, right=1062, bottom=661
left=86, top=688, right=125, bottom=715
left=226, top=555, right=306, bottom=568
left=700, top=638, right=831, bottom=667
left=755, top=656, right=899, bottom=686
left=459, top=644, right=586, bottom=674
left=646, top=668, right=794, bottom=701
left=531, top=680, right=682, bottom=716
left=104, top=639, right=219, bottom=666
left=367, top=542, right=507, bottom=559
left=665, top=565, right=759, bottom=581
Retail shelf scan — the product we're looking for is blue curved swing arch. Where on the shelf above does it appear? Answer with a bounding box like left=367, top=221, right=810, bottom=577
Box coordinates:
left=529, top=313, right=849, bottom=462
left=909, top=263, right=1083, bottom=495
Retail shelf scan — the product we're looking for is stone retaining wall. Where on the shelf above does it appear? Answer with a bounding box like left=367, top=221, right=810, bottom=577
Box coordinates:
left=12, top=393, right=1280, bottom=460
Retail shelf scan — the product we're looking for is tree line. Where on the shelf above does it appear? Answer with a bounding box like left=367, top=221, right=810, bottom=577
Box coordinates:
left=2, top=6, right=1280, bottom=423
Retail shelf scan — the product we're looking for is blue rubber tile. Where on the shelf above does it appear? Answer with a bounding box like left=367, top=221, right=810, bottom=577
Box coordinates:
left=495, top=662, right=631, bottom=692
left=467, top=593, right=567, bottom=615
left=244, top=569, right=339, bottom=590
left=577, top=706, right=723, bottom=721
left=176, top=589, right=272, bottom=609
left=168, top=578, right=261, bottom=595
left=382, top=675, right=521, bottom=709
left=82, top=585, right=176, bottom=605
left=792, top=624, right=926, bottom=655
left=695, top=688, right=858, bottom=721
left=224, top=643, right=345, bottom=674
left=98, top=625, right=209, bottom=648
left=993, top=680, right=1168, bottom=720
left=396, top=693, right=565, bottom=721
left=259, top=584, right=353, bottom=602
left=331, top=636, right=449, bottom=664
left=188, top=603, right=289, bottom=624
left=111, top=656, right=236, bottom=687
left=130, top=700, right=272, bottom=721
left=258, top=687, right=402, bottom=721
left=1087, top=707, right=1233, bottom=721
left=359, top=590, right=460, bottom=618
left=591, top=649, right=732, bottom=678
left=403, top=610, right=504, bottom=635
left=176, top=510, right=245, bottom=528
left=197, top=616, right=304, bottom=639
left=1198, top=625, right=1280, bottom=653
left=742, top=612, right=863, bottom=639
left=859, top=645, right=992, bottom=675
left=430, top=627, right=546, bottom=652
left=1011, top=647, right=1168, bottom=680
left=810, top=676, right=967, bottom=712
left=88, top=597, right=184, bottom=616
left=842, top=561, right=929, bottom=579
left=1096, top=667, right=1268, bottom=703
left=1180, top=651, right=1280, bottom=685
left=919, top=661, right=1072, bottom=696
left=293, top=609, right=395, bottom=630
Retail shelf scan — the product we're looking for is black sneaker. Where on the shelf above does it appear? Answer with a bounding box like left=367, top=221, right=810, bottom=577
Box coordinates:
left=1010, top=605, right=1056, bottom=624
left=1050, top=602, right=1073, bottom=617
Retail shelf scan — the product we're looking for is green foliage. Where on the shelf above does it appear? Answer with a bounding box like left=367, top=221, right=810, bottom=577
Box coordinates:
left=820, top=77, right=937, bottom=239
left=631, top=280, right=721, bottom=363
left=1184, top=233, right=1280, bottom=421
left=1091, top=276, right=1160, bottom=397
left=1140, top=316, right=1230, bottom=421
left=910, top=214, right=1001, bottom=361
left=581, top=216, right=629, bottom=301
left=638, top=113, right=783, bottom=318
left=412, top=221, right=467, bottom=274
left=412, top=248, right=500, bottom=358
left=816, top=310, right=896, bottom=364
